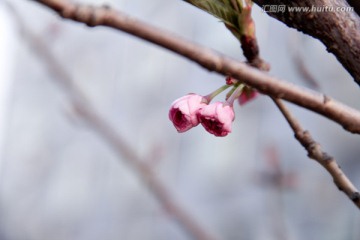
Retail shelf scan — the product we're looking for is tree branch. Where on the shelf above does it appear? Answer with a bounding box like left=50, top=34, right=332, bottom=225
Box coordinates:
left=9, top=3, right=219, bottom=240
left=252, top=0, right=360, bottom=86
left=31, top=0, right=360, bottom=135
left=237, top=3, right=359, bottom=208
left=273, top=98, right=360, bottom=208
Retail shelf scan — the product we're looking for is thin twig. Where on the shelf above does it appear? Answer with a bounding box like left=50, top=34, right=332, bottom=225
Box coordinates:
left=31, top=0, right=360, bottom=134
left=9, top=3, right=219, bottom=240
left=273, top=98, right=360, bottom=209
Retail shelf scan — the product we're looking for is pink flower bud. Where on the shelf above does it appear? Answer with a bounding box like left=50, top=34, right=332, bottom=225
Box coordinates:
left=238, top=88, right=258, bottom=105
left=198, top=102, right=235, bottom=137
left=169, top=94, right=208, bottom=133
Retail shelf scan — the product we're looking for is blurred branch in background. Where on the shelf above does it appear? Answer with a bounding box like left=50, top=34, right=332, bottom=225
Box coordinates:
left=288, top=34, right=320, bottom=90
left=31, top=0, right=360, bottom=135
left=261, top=146, right=294, bottom=240
left=7, top=3, right=219, bottom=240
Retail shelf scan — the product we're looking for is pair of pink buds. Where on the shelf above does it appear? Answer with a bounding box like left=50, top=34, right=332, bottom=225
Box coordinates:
left=169, top=79, right=257, bottom=137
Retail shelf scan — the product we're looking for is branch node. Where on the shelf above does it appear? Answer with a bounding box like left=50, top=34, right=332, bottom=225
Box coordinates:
left=60, top=3, right=76, bottom=19
left=323, top=94, right=331, bottom=105
left=73, top=5, right=94, bottom=27
left=322, top=152, right=334, bottom=163
left=336, top=182, right=343, bottom=191
left=351, top=192, right=360, bottom=202
left=85, top=6, right=97, bottom=27
left=300, top=130, right=313, bottom=146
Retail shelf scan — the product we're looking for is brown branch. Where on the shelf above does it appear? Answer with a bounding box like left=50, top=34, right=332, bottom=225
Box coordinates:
left=31, top=0, right=360, bottom=134
left=252, top=0, right=360, bottom=86
left=273, top=98, right=360, bottom=209
left=239, top=3, right=359, bottom=209
left=9, top=3, right=219, bottom=240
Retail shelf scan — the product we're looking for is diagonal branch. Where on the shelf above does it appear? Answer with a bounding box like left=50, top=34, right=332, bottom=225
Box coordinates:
left=31, top=0, right=360, bottom=134
left=9, top=3, right=219, bottom=240
left=273, top=98, right=360, bottom=209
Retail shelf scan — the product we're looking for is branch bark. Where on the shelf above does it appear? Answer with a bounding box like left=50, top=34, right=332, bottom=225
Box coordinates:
left=252, top=0, right=360, bottom=86
left=31, top=0, right=360, bottom=135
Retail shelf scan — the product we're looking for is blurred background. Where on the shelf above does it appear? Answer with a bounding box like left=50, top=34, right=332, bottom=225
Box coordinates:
left=0, top=0, right=360, bottom=239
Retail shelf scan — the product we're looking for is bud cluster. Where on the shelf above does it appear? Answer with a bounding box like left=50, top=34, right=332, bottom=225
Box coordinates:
left=169, top=77, right=258, bottom=137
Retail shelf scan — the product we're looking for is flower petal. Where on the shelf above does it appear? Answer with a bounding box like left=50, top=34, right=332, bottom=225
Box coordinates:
left=169, top=94, right=207, bottom=133
left=198, top=102, right=235, bottom=137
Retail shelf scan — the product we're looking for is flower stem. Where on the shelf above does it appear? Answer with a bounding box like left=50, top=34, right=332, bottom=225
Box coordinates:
left=226, top=84, right=245, bottom=106
left=204, top=84, right=231, bottom=102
